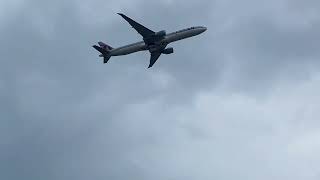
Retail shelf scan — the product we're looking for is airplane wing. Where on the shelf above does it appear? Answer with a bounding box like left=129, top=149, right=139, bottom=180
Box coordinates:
left=148, top=52, right=162, bottom=68
left=118, top=13, right=155, bottom=38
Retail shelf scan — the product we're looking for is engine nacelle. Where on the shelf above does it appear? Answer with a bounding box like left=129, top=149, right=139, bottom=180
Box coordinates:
left=162, top=47, right=174, bottom=54
left=155, top=30, right=166, bottom=37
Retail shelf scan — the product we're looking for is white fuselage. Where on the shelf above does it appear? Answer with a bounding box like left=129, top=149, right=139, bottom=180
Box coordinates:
left=109, top=26, right=207, bottom=56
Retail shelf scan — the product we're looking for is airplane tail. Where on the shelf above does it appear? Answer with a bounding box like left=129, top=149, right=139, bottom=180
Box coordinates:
left=98, top=42, right=113, bottom=51
left=92, top=42, right=113, bottom=63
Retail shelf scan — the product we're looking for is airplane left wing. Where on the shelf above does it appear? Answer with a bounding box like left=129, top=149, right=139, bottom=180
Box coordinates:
left=118, top=13, right=155, bottom=39
left=148, top=52, right=162, bottom=68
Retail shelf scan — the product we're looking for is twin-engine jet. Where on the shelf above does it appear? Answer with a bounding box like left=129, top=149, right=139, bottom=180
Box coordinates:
left=93, top=13, right=207, bottom=68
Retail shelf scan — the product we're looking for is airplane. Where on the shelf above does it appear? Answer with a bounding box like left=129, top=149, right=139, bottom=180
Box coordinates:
left=93, top=13, right=207, bottom=68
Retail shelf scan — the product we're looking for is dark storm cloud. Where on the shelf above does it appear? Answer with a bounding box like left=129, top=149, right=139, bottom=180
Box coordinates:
left=1, top=0, right=320, bottom=180
left=0, top=1, right=216, bottom=179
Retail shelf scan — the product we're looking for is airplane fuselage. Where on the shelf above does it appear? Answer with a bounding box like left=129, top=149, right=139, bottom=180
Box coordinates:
left=109, top=26, right=207, bottom=56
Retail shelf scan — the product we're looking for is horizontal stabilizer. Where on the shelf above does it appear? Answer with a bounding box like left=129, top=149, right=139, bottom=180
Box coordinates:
left=93, top=45, right=108, bottom=55
left=93, top=45, right=111, bottom=63
left=103, top=55, right=111, bottom=64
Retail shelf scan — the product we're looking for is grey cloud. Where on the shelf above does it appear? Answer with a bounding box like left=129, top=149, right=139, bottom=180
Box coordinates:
left=1, top=0, right=320, bottom=180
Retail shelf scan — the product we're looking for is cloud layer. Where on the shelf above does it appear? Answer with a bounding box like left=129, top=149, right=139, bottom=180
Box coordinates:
left=1, top=0, right=320, bottom=179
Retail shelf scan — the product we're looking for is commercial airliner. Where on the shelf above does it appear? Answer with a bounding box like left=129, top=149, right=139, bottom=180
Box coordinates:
left=93, top=13, right=207, bottom=68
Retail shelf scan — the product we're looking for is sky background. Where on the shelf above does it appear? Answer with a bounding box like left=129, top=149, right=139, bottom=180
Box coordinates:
left=1, top=0, right=320, bottom=179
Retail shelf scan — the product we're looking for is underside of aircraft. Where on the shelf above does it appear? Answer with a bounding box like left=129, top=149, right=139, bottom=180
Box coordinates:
left=93, top=13, right=207, bottom=68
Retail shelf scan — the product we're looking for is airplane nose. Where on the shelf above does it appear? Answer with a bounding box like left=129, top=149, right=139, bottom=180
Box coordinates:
left=198, top=26, right=207, bottom=33
left=202, top=27, right=207, bottom=32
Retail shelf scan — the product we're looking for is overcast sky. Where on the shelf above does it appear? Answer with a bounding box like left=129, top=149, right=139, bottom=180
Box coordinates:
left=1, top=0, right=320, bottom=179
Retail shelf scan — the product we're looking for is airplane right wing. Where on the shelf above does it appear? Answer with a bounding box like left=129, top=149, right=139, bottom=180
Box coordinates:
left=118, top=13, right=155, bottom=39
left=148, top=52, right=162, bottom=68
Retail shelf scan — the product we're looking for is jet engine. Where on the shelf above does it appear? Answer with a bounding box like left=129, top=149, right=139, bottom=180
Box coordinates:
left=155, top=30, right=166, bottom=37
left=162, top=47, right=174, bottom=54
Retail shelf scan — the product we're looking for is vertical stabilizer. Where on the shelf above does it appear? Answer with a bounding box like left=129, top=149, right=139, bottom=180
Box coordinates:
left=98, top=42, right=113, bottom=51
